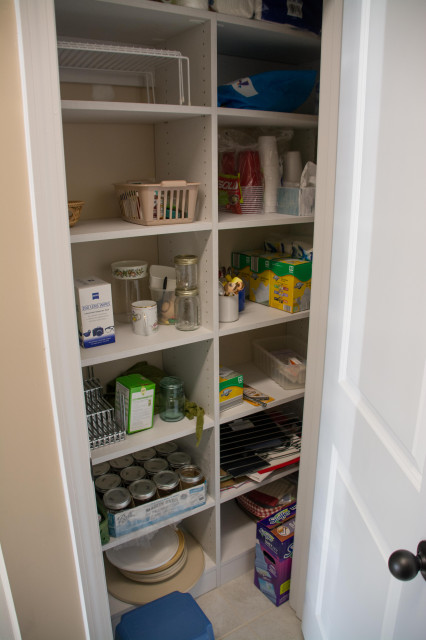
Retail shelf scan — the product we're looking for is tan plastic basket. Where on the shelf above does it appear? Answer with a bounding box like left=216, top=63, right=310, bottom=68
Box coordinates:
left=114, top=180, right=199, bottom=226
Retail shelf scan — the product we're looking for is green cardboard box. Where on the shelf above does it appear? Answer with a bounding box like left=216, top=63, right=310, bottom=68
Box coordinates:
left=219, top=366, right=243, bottom=412
left=115, top=373, right=155, bottom=434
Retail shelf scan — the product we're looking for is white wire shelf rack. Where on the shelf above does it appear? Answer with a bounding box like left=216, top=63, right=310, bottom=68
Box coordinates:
left=57, top=39, right=191, bottom=105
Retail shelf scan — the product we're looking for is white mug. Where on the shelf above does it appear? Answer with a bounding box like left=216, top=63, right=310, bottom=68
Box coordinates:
left=131, top=300, right=158, bottom=336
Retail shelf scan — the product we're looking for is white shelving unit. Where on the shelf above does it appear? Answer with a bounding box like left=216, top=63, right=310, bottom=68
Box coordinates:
left=20, top=0, right=324, bottom=634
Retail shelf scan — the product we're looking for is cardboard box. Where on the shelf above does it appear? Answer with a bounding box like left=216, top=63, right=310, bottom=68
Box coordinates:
left=115, top=374, right=155, bottom=434
left=277, top=164, right=317, bottom=217
left=254, top=502, right=297, bottom=606
left=219, top=366, right=243, bottom=412
left=108, top=482, right=207, bottom=537
left=277, top=185, right=315, bottom=217
left=231, top=249, right=265, bottom=299
left=249, top=253, right=286, bottom=306
left=269, top=259, right=312, bottom=313
left=74, top=277, right=115, bottom=348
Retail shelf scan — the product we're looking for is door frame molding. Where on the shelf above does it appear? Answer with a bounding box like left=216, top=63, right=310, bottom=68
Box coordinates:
left=289, top=0, right=343, bottom=618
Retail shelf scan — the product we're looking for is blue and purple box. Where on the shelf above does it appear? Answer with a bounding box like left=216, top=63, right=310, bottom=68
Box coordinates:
left=254, top=502, right=296, bottom=606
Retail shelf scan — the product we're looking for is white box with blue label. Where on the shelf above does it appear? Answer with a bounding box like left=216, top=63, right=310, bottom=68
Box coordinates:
left=74, top=277, right=115, bottom=348
left=108, top=482, right=207, bottom=537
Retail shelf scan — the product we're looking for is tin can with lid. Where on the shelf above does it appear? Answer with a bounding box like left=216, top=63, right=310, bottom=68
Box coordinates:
left=155, top=441, right=179, bottom=457
left=129, top=478, right=156, bottom=506
left=167, top=451, right=191, bottom=469
left=132, top=447, right=156, bottom=465
left=144, top=457, right=169, bottom=477
left=159, top=377, right=185, bottom=421
left=92, top=461, right=111, bottom=478
left=153, top=470, right=180, bottom=497
left=95, top=473, right=122, bottom=494
left=175, top=288, right=200, bottom=331
left=103, top=487, right=133, bottom=513
left=111, top=260, right=148, bottom=324
left=178, top=465, right=205, bottom=489
left=109, top=454, right=134, bottom=472
left=174, top=254, right=198, bottom=290
left=120, top=465, right=146, bottom=486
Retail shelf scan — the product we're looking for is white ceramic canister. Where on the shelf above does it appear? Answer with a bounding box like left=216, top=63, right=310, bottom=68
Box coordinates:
left=111, top=260, right=148, bottom=324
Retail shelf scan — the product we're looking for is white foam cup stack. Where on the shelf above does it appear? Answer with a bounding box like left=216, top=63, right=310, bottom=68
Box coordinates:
left=258, top=136, right=279, bottom=167
left=283, top=151, right=303, bottom=185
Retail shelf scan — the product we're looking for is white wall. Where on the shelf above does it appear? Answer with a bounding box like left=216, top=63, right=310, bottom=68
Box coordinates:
left=0, top=2, right=87, bottom=637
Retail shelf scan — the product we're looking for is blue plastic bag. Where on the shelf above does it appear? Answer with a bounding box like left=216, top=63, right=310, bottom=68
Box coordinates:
left=217, top=70, right=317, bottom=113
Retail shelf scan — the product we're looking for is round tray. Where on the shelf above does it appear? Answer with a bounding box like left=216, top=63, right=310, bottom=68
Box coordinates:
left=118, top=544, right=188, bottom=584
left=106, top=526, right=181, bottom=573
left=104, top=531, right=204, bottom=605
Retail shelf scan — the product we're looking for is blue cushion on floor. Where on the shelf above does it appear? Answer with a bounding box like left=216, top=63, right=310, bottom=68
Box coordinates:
left=115, top=591, right=214, bottom=640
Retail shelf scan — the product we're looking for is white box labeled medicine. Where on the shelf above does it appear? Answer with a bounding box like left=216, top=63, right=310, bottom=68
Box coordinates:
left=74, top=277, right=115, bottom=348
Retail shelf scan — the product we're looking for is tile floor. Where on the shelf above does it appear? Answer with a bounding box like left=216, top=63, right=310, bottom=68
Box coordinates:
left=195, top=571, right=303, bottom=640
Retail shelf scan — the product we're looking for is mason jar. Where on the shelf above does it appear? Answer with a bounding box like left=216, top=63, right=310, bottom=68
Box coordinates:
left=178, top=465, right=205, bottom=489
left=175, top=288, right=200, bottom=331
left=120, top=465, right=146, bottom=487
left=92, top=461, right=110, bottom=479
left=174, top=254, right=198, bottom=290
left=132, top=447, right=156, bottom=466
left=109, top=454, right=134, bottom=473
left=159, top=377, right=185, bottom=422
left=129, top=478, right=156, bottom=506
left=143, top=457, right=169, bottom=478
left=153, top=470, right=180, bottom=498
left=94, top=473, right=121, bottom=495
left=103, top=487, right=133, bottom=514
left=155, top=441, right=179, bottom=457
left=167, top=451, right=191, bottom=470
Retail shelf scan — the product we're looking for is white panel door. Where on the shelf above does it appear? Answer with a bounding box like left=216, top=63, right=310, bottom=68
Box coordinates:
left=303, top=1, right=426, bottom=639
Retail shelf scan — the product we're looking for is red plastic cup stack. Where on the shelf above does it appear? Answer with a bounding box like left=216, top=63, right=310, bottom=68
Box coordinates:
left=238, top=150, right=264, bottom=214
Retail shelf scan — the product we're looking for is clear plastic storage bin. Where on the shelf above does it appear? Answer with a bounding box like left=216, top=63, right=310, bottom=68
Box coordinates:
left=253, top=335, right=307, bottom=389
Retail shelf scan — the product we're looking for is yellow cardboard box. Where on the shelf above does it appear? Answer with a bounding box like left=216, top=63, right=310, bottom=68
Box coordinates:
left=269, top=259, right=312, bottom=313
left=249, top=253, right=288, bottom=306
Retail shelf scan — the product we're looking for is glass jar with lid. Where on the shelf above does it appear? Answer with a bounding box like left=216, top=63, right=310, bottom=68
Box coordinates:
left=92, top=461, right=110, bottom=479
left=159, top=377, right=185, bottom=422
left=94, top=473, right=121, bottom=495
left=174, top=255, right=198, bottom=290
left=167, top=451, right=191, bottom=470
left=175, top=288, right=200, bottom=331
left=109, top=454, right=134, bottom=473
left=129, top=478, right=156, bottom=506
left=132, top=447, right=156, bottom=466
left=153, top=470, right=180, bottom=498
left=111, top=260, right=148, bottom=323
left=143, top=457, right=169, bottom=478
left=178, top=465, right=205, bottom=489
left=155, top=441, right=179, bottom=457
left=103, top=487, right=133, bottom=514
left=120, top=465, right=146, bottom=487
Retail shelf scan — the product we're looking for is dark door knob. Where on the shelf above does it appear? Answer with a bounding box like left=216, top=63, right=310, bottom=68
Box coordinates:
left=388, top=541, right=426, bottom=582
